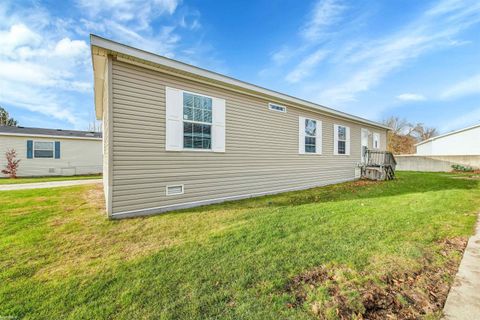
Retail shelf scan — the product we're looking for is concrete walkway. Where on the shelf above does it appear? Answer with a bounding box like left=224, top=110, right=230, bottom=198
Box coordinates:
left=0, top=179, right=102, bottom=191
left=443, top=214, right=480, bottom=319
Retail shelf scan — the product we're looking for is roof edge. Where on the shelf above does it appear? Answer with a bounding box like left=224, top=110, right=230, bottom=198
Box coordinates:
left=90, top=34, right=391, bottom=131
left=0, top=132, right=102, bottom=140
left=415, top=122, right=480, bottom=146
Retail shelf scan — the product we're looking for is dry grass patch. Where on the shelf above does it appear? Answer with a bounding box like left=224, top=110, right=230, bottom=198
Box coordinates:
left=286, top=238, right=467, bottom=319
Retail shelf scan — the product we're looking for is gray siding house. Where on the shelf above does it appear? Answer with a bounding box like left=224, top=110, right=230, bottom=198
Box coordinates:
left=90, top=35, right=389, bottom=219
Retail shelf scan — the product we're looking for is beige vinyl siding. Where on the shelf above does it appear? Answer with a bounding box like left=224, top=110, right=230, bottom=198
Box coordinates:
left=110, top=59, right=387, bottom=215
left=0, top=136, right=102, bottom=177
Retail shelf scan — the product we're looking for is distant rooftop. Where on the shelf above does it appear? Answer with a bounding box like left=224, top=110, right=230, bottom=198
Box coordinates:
left=0, top=126, right=102, bottom=139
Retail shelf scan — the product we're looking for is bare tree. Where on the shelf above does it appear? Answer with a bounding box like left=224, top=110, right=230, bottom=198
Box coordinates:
left=0, top=106, right=18, bottom=126
left=87, top=120, right=102, bottom=132
left=382, top=116, right=438, bottom=154
left=414, top=125, right=438, bottom=141
left=382, top=116, right=415, bottom=135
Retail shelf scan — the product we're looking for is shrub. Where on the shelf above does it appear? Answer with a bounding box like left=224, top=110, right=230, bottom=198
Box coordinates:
left=1, top=149, right=21, bottom=178
left=451, top=164, right=474, bottom=172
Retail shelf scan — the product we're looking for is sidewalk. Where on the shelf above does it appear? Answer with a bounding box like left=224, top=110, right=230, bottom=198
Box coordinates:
left=443, top=214, right=480, bottom=319
left=0, top=179, right=102, bottom=191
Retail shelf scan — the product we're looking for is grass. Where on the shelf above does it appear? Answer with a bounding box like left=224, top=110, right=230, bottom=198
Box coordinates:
left=0, top=171, right=479, bottom=319
left=0, top=174, right=101, bottom=184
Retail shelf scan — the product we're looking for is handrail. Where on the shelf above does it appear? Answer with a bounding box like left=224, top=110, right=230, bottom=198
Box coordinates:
left=365, top=150, right=397, bottom=167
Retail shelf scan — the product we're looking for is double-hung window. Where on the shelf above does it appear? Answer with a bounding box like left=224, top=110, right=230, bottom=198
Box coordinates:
left=34, top=141, right=54, bottom=158
left=165, top=87, right=226, bottom=152
left=334, top=124, right=350, bottom=155
left=183, top=92, right=212, bottom=150
left=299, top=116, right=322, bottom=154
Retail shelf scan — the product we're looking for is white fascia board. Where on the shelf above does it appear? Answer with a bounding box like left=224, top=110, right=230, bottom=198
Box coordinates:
left=0, top=132, right=102, bottom=141
left=90, top=34, right=391, bottom=131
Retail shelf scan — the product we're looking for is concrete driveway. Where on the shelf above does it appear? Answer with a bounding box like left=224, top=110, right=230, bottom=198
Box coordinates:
left=0, top=179, right=102, bottom=191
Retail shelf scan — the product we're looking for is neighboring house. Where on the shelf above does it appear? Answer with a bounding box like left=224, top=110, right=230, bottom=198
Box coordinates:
left=0, top=126, right=102, bottom=177
left=396, top=123, right=480, bottom=172
left=416, top=123, right=480, bottom=156
left=90, top=35, right=389, bottom=218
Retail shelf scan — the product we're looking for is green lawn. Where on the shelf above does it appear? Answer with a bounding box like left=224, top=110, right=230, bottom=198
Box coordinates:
left=0, top=172, right=479, bottom=319
left=0, top=174, right=101, bottom=184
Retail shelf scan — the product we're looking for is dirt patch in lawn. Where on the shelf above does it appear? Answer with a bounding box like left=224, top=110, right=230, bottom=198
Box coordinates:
left=350, top=180, right=381, bottom=187
left=286, top=237, right=467, bottom=319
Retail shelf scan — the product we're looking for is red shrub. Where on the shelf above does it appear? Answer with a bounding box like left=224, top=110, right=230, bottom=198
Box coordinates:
left=1, top=149, right=21, bottom=178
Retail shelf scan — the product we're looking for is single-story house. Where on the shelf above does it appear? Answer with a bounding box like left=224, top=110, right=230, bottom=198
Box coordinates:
left=90, top=35, right=390, bottom=219
left=395, top=123, right=480, bottom=171
left=0, top=126, right=102, bottom=177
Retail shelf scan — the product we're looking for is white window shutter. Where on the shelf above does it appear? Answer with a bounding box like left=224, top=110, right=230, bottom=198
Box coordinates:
left=298, top=117, right=305, bottom=154
left=345, top=126, right=351, bottom=155
left=316, top=120, right=322, bottom=154
left=212, top=97, right=226, bottom=152
left=165, top=87, right=183, bottom=151
left=333, top=124, right=339, bottom=155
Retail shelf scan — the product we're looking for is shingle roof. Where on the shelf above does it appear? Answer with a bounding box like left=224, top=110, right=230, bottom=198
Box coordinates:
left=0, top=126, right=102, bottom=139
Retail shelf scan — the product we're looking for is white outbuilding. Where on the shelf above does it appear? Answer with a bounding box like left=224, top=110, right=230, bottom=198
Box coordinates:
left=416, top=123, right=480, bottom=156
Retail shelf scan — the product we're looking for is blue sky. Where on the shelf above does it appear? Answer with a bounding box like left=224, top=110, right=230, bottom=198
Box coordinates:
left=0, top=0, right=479, bottom=133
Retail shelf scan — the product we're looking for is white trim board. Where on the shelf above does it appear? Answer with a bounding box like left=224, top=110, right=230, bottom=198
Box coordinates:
left=0, top=132, right=102, bottom=141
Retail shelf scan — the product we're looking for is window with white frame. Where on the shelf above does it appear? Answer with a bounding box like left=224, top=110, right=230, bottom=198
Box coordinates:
left=183, top=92, right=212, bottom=150
left=165, top=87, right=226, bottom=152
left=34, top=141, right=54, bottom=158
left=334, top=124, right=350, bottom=155
left=373, top=133, right=380, bottom=149
left=299, top=116, right=322, bottom=154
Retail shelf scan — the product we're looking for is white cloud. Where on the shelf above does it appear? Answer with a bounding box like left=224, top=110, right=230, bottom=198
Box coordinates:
left=440, top=74, right=480, bottom=99
left=77, top=0, right=179, bottom=30
left=315, top=0, right=480, bottom=105
left=285, top=49, right=328, bottom=83
left=301, top=0, right=347, bottom=41
left=0, top=24, right=41, bottom=58
left=396, top=93, right=426, bottom=101
left=0, top=0, right=215, bottom=129
left=53, top=38, right=89, bottom=57
left=0, top=80, right=80, bottom=125
left=0, top=6, right=92, bottom=127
